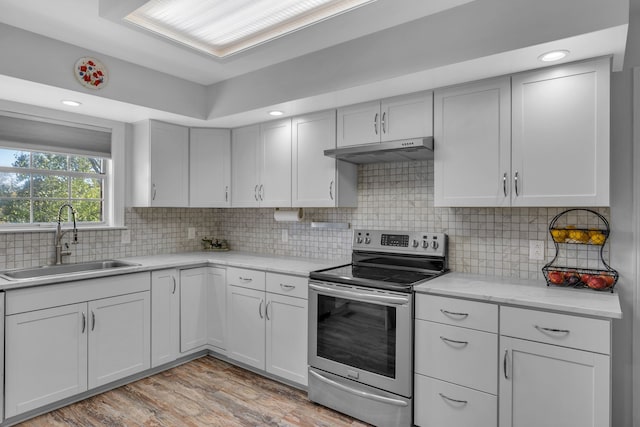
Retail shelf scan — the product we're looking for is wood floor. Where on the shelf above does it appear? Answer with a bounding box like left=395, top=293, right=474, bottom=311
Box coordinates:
left=17, top=356, right=370, bottom=427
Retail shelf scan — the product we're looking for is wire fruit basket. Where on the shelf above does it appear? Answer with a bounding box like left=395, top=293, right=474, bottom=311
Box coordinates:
left=542, top=209, right=618, bottom=292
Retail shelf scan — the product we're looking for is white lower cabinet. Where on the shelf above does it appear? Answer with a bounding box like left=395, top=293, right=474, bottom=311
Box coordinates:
left=5, top=286, right=150, bottom=418
left=414, top=294, right=498, bottom=427
left=499, top=306, right=611, bottom=427
left=226, top=268, right=308, bottom=386
left=151, top=269, right=179, bottom=367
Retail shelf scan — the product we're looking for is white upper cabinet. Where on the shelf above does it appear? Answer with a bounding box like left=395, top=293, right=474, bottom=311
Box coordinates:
left=435, top=57, right=610, bottom=207
left=434, top=76, right=511, bottom=207
left=131, top=120, right=189, bottom=207
left=337, top=91, right=433, bottom=147
left=292, top=110, right=357, bottom=207
left=511, top=58, right=610, bottom=206
left=189, top=128, right=231, bottom=207
left=231, top=120, right=292, bottom=207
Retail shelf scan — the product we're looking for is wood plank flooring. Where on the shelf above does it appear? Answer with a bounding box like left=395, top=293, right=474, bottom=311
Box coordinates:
left=17, top=356, right=370, bottom=427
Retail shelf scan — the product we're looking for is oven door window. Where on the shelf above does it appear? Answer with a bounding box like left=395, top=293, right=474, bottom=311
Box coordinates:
left=316, top=294, right=396, bottom=378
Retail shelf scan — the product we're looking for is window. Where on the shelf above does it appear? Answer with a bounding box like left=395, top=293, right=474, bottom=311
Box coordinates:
left=0, top=113, right=113, bottom=228
left=0, top=148, right=106, bottom=225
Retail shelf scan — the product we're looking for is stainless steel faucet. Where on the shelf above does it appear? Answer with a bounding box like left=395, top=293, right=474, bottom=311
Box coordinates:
left=54, top=203, right=78, bottom=265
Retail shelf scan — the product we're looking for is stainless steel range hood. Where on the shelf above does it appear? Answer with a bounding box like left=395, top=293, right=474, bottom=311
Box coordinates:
left=324, top=137, right=433, bottom=164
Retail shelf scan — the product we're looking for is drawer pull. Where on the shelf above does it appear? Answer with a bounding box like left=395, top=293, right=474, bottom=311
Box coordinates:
left=534, top=325, right=570, bottom=334
left=440, top=309, right=469, bottom=319
left=439, top=393, right=468, bottom=405
left=440, top=336, right=468, bottom=346
left=239, top=277, right=253, bottom=282
left=280, top=284, right=296, bottom=290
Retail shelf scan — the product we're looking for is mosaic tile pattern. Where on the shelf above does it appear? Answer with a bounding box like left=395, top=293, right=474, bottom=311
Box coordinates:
left=0, top=160, right=610, bottom=281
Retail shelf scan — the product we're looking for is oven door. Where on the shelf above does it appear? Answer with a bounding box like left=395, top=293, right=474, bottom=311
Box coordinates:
left=308, top=280, right=413, bottom=398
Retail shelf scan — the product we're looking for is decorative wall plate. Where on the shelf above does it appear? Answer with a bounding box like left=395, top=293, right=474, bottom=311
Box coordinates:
left=74, top=57, right=108, bottom=89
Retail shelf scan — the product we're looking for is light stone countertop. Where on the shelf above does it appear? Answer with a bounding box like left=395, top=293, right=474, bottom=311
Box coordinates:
left=414, top=272, right=622, bottom=319
left=0, top=251, right=348, bottom=291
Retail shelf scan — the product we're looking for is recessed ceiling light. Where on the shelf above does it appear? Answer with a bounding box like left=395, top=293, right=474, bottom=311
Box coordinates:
left=269, top=110, right=284, bottom=116
left=538, top=50, right=570, bottom=62
left=61, top=100, right=82, bottom=107
left=125, top=0, right=377, bottom=58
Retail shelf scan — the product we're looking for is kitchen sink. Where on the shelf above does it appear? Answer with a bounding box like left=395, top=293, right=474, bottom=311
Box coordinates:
left=0, top=260, right=141, bottom=280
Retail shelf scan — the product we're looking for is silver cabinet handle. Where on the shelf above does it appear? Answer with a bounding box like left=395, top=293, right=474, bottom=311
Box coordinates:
left=152, top=183, right=157, bottom=201
left=535, top=325, right=570, bottom=334
left=81, top=312, right=86, bottom=334
left=225, top=186, right=229, bottom=202
left=503, top=172, right=507, bottom=197
left=254, top=185, right=259, bottom=201
left=439, top=393, right=468, bottom=405
left=172, top=276, right=177, bottom=295
left=259, top=184, right=264, bottom=201
left=91, top=310, right=96, bottom=331
left=440, top=309, right=469, bottom=319
left=374, top=112, right=379, bottom=135
left=329, top=180, right=334, bottom=200
left=265, top=301, right=271, bottom=320
left=503, top=349, right=509, bottom=379
left=440, top=336, right=468, bottom=346
left=309, top=370, right=408, bottom=407
left=280, top=283, right=295, bottom=290
left=514, top=171, right=519, bottom=196
left=239, top=276, right=253, bottom=282
left=258, top=299, right=264, bottom=319
left=381, top=111, right=386, bottom=134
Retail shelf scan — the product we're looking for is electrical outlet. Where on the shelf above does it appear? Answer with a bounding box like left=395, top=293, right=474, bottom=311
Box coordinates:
left=282, top=229, right=288, bottom=243
left=529, top=240, right=545, bottom=261
left=188, top=227, right=196, bottom=239
left=121, top=230, right=131, bottom=244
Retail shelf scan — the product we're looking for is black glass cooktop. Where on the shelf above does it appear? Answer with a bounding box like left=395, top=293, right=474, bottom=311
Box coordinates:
left=310, top=264, right=439, bottom=292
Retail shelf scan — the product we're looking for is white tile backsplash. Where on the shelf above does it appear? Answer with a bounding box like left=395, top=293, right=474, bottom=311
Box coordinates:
left=0, top=160, right=611, bottom=281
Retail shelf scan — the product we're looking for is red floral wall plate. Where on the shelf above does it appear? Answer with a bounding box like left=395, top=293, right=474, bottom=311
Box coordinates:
left=74, top=57, right=108, bottom=89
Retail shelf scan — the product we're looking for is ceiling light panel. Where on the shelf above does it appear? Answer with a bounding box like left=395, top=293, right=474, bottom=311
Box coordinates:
left=125, top=0, right=376, bottom=58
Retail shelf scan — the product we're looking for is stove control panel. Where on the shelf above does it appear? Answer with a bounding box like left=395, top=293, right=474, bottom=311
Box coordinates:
left=353, top=229, right=447, bottom=257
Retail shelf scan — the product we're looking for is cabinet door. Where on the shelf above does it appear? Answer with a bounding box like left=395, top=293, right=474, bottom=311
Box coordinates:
left=511, top=58, right=610, bottom=206
left=190, top=128, right=231, bottom=207
left=500, top=336, right=610, bottom=427
left=226, top=285, right=265, bottom=370
left=207, top=267, right=227, bottom=350
left=151, top=269, right=179, bottom=368
left=434, top=77, right=511, bottom=207
left=260, top=119, right=292, bottom=207
left=292, top=110, right=339, bottom=207
left=88, top=292, right=150, bottom=389
left=5, top=304, right=88, bottom=418
left=266, top=293, right=308, bottom=386
left=180, top=267, right=208, bottom=352
left=337, top=100, right=381, bottom=147
left=381, top=91, right=433, bottom=142
left=231, top=124, right=260, bottom=207
left=149, top=121, right=189, bottom=207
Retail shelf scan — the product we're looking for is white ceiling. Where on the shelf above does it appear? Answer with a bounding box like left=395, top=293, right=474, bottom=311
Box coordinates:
left=0, top=0, right=631, bottom=128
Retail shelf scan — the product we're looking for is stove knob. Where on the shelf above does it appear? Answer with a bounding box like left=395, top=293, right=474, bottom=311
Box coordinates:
left=412, top=239, right=420, bottom=248
left=422, top=240, right=429, bottom=249
left=356, top=237, right=363, bottom=244
left=431, top=241, right=439, bottom=250
left=365, top=237, right=371, bottom=244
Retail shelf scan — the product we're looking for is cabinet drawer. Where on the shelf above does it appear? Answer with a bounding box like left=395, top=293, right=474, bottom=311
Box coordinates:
left=226, top=267, right=265, bottom=291
left=500, top=306, right=611, bottom=354
left=414, top=374, right=497, bottom=427
left=415, top=320, right=497, bottom=394
left=415, top=294, right=498, bottom=333
left=266, top=273, right=307, bottom=299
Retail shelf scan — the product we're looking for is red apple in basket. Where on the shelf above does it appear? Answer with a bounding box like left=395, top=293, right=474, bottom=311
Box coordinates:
left=580, top=273, right=592, bottom=284
left=547, top=271, right=564, bottom=285
left=586, top=276, right=608, bottom=290
left=599, top=274, right=615, bottom=287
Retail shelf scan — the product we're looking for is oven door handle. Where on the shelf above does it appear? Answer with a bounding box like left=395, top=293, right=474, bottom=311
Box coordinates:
left=309, top=283, right=410, bottom=306
left=309, top=370, right=409, bottom=407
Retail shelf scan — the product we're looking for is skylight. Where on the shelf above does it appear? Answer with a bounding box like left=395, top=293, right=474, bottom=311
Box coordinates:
left=125, top=0, right=377, bottom=58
